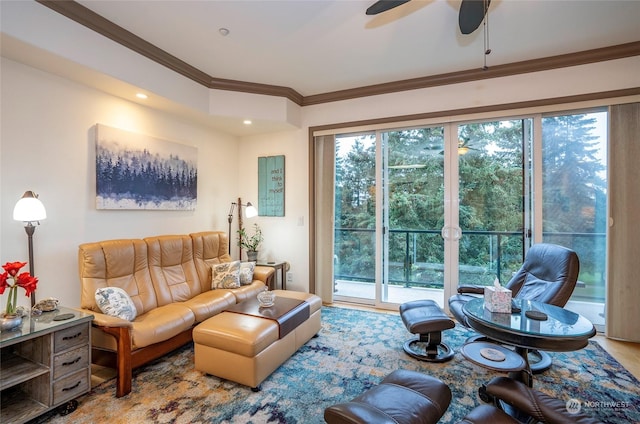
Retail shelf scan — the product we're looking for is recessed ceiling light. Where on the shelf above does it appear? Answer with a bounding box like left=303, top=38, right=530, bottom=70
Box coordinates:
left=136, top=93, right=148, bottom=99
left=219, top=28, right=230, bottom=36
left=243, top=120, right=252, bottom=125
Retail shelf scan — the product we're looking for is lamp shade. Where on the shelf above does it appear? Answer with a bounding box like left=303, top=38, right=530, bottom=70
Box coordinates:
left=245, top=202, right=258, bottom=218
left=13, top=191, right=46, bottom=222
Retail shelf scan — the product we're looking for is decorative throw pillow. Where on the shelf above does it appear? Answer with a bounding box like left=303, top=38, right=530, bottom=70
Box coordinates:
left=95, top=287, right=137, bottom=321
left=212, top=260, right=241, bottom=289
left=239, top=261, right=256, bottom=285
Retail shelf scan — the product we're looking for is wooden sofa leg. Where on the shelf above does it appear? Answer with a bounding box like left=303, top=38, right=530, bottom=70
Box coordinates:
left=102, top=326, right=133, bottom=397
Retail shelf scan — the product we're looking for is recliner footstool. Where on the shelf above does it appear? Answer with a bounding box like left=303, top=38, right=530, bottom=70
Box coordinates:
left=324, top=369, right=451, bottom=424
left=400, top=299, right=455, bottom=362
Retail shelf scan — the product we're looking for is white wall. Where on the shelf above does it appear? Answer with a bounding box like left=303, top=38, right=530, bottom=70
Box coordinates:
left=237, top=129, right=308, bottom=291
left=0, top=58, right=239, bottom=309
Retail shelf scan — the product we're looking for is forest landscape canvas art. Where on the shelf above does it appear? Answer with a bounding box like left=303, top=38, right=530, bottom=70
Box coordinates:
left=95, top=124, right=197, bottom=210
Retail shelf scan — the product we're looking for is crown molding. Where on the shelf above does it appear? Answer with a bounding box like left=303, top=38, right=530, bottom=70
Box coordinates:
left=37, top=1, right=640, bottom=108
left=302, top=42, right=640, bottom=106
left=309, top=87, right=640, bottom=134
left=207, top=76, right=304, bottom=105
left=36, top=0, right=212, bottom=86
left=36, top=0, right=304, bottom=104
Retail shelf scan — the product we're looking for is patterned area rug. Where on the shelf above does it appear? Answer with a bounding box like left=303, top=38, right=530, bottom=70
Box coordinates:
left=37, top=306, right=639, bottom=423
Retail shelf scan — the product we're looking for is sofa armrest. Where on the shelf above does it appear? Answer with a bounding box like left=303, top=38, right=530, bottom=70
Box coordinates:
left=253, top=266, right=275, bottom=284
left=457, top=285, right=486, bottom=295
left=80, top=308, right=134, bottom=398
left=84, top=310, right=134, bottom=328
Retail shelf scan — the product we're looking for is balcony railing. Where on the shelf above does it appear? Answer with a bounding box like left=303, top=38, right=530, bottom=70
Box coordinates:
left=334, top=228, right=606, bottom=301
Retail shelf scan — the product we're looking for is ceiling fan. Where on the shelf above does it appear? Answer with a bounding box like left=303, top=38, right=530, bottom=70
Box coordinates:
left=366, top=0, right=491, bottom=35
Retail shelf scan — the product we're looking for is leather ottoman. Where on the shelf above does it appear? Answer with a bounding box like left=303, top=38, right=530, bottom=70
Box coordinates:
left=324, top=369, right=451, bottom=424
left=400, top=299, right=455, bottom=362
left=193, top=290, right=321, bottom=390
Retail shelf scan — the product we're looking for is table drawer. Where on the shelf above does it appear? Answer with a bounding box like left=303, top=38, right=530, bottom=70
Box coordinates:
left=54, top=324, right=89, bottom=353
left=53, top=369, right=89, bottom=405
left=53, top=345, right=89, bottom=379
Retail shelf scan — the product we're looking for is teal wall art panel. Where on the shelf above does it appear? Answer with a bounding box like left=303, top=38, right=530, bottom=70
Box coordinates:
left=258, top=155, right=285, bottom=216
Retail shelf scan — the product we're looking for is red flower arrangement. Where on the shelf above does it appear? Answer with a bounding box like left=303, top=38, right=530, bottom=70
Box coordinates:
left=0, top=261, right=38, bottom=316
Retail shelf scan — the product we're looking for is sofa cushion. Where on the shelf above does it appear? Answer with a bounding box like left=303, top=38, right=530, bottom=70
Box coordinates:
left=130, top=304, right=195, bottom=349
left=181, top=290, right=237, bottom=323
left=212, top=260, right=241, bottom=289
left=190, top=231, right=232, bottom=292
left=145, top=235, right=202, bottom=305
left=78, top=239, right=158, bottom=315
left=95, top=287, right=138, bottom=321
left=239, top=261, right=256, bottom=285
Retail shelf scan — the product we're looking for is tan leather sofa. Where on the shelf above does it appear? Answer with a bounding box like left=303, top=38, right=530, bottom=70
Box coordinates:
left=78, top=231, right=274, bottom=397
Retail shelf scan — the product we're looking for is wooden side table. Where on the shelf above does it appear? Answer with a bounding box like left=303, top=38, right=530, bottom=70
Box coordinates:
left=1, top=307, right=94, bottom=424
left=257, top=261, right=288, bottom=290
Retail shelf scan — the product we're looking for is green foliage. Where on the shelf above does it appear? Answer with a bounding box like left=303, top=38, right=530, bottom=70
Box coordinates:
left=334, top=113, right=607, bottom=293
left=237, top=223, right=263, bottom=251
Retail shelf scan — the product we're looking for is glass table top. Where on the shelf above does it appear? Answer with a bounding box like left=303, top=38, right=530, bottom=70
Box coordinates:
left=463, top=297, right=596, bottom=339
left=1, top=306, right=94, bottom=346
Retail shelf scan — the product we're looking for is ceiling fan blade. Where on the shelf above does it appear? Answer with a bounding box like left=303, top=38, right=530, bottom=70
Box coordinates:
left=459, top=0, right=491, bottom=34
left=366, top=0, right=412, bottom=16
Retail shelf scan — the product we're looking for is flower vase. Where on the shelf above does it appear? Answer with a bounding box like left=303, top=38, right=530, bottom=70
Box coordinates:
left=247, top=250, right=258, bottom=262
left=0, top=314, right=23, bottom=332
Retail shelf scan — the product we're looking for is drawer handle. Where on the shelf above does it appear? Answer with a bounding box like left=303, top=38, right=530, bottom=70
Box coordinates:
left=62, top=357, right=82, bottom=366
left=63, top=332, right=82, bottom=341
left=63, top=381, right=81, bottom=392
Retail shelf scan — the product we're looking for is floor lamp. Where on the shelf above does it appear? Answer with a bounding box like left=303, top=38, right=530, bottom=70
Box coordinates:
left=227, top=197, right=258, bottom=257
left=13, top=191, right=47, bottom=308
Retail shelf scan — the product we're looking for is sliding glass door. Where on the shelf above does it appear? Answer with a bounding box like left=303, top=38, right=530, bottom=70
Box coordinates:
left=330, top=109, right=607, bottom=327
left=457, top=120, right=530, bottom=287
left=382, top=127, right=446, bottom=305
left=333, top=134, right=377, bottom=302
left=333, top=127, right=450, bottom=307
left=332, top=121, right=529, bottom=308
left=540, top=110, right=607, bottom=330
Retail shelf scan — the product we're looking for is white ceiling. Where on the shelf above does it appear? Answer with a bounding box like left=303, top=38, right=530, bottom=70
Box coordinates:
left=75, top=0, right=640, bottom=97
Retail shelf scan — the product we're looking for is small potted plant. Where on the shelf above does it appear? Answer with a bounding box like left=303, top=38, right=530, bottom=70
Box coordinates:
left=237, top=223, right=263, bottom=261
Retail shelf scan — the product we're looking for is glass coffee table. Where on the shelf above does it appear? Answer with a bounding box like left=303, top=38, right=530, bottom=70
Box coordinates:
left=462, top=297, right=596, bottom=387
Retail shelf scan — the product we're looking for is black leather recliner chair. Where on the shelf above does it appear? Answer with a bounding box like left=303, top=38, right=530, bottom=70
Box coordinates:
left=324, top=370, right=602, bottom=424
left=462, top=376, right=602, bottom=424
left=449, top=243, right=580, bottom=373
